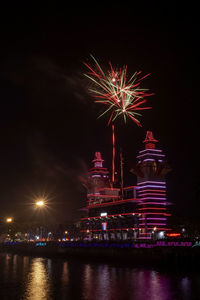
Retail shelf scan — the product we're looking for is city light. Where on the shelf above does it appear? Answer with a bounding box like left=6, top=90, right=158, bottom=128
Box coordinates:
left=6, top=217, right=13, bottom=223
left=158, top=231, right=165, bottom=239
left=100, top=212, right=107, bottom=217
left=35, top=199, right=45, bottom=207
left=36, top=200, right=44, bottom=206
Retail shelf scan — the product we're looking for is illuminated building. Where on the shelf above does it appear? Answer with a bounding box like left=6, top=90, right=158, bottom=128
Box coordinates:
left=81, top=131, right=171, bottom=240
left=131, top=131, right=171, bottom=239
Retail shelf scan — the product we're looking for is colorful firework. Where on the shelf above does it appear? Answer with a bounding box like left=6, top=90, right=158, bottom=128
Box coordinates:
left=84, top=55, right=153, bottom=126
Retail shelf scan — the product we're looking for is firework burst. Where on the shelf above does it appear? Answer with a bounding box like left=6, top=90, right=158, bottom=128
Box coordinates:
left=84, top=55, right=153, bottom=126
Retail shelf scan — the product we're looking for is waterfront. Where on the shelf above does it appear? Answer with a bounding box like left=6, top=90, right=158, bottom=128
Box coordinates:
left=0, top=253, right=199, bottom=300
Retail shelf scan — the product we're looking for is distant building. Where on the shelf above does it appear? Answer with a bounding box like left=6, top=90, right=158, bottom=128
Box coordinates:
left=80, top=131, right=171, bottom=240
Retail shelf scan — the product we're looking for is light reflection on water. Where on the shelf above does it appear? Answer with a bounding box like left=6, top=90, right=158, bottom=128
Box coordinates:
left=0, top=253, right=199, bottom=300
left=24, top=258, right=52, bottom=300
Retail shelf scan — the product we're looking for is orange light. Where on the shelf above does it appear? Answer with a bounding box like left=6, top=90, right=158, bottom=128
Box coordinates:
left=36, top=200, right=45, bottom=207
left=6, top=218, right=13, bottom=223
left=166, top=233, right=181, bottom=237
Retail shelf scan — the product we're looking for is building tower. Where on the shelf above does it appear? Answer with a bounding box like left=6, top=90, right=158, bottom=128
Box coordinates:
left=86, top=152, right=111, bottom=205
left=80, top=132, right=171, bottom=240
left=132, top=131, right=171, bottom=239
left=81, top=152, right=139, bottom=240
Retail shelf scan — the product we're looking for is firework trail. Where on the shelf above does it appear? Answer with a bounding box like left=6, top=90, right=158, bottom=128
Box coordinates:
left=83, top=55, right=153, bottom=127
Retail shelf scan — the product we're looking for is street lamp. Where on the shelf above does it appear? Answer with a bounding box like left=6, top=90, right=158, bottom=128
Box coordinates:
left=6, top=217, right=13, bottom=223
left=5, top=217, right=13, bottom=241
left=35, top=199, right=45, bottom=207
left=34, top=198, right=47, bottom=241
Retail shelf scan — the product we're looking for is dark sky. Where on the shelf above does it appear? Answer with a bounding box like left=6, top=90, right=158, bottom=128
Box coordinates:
left=0, top=3, right=199, bottom=224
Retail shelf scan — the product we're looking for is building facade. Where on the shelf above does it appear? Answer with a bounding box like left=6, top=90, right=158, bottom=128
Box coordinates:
left=131, top=131, right=171, bottom=239
left=81, top=131, right=171, bottom=240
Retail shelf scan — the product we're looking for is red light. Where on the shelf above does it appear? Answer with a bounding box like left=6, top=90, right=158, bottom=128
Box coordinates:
left=166, top=233, right=181, bottom=237
left=88, top=170, right=109, bottom=174
left=123, top=186, right=137, bottom=190
left=81, top=211, right=139, bottom=220
left=112, top=124, right=115, bottom=184
left=87, top=194, right=120, bottom=198
left=87, top=198, right=138, bottom=207
left=138, top=207, right=166, bottom=210
left=99, top=187, right=120, bottom=191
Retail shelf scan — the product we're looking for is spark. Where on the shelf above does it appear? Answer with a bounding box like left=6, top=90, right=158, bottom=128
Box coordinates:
left=84, top=55, right=153, bottom=126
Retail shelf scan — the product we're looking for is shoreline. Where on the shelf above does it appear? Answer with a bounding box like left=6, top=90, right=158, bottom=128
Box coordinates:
left=1, top=241, right=200, bottom=269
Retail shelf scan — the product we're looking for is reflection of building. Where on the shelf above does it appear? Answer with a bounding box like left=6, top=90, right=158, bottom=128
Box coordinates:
left=80, top=131, right=171, bottom=240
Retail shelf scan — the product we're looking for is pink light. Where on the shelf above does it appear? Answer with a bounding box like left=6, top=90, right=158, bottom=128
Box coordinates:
left=138, top=202, right=167, bottom=205
left=137, top=190, right=167, bottom=195
left=138, top=197, right=167, bottom=200
left=139, top=223, right=167, bottom=226
left=139, top=218, right=167, bottom=220
left=133, top=241, right=192, bottom=247
left=139, top=193, right=166, bottom=197
left=137, top=181, right=166, bottom=185
left=143, top=159, right=155, bottom=162
left=137, top=153, right=165, bottom=159
left=137, top=185, right=166, bottom=189
left=139, top=149, right=162, bottom=153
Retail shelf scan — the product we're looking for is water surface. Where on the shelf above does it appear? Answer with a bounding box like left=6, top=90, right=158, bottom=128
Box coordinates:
left=0, top=253, right=199, bottom=300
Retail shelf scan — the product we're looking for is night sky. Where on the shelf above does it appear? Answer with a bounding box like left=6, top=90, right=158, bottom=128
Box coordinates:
left=0, top=4, right=199, bottom=224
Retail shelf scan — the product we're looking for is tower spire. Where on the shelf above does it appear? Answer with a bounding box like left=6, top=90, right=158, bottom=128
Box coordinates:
left=143, top=131, right=158, bottom=149
left=92, top=152, right=104, bottom=168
